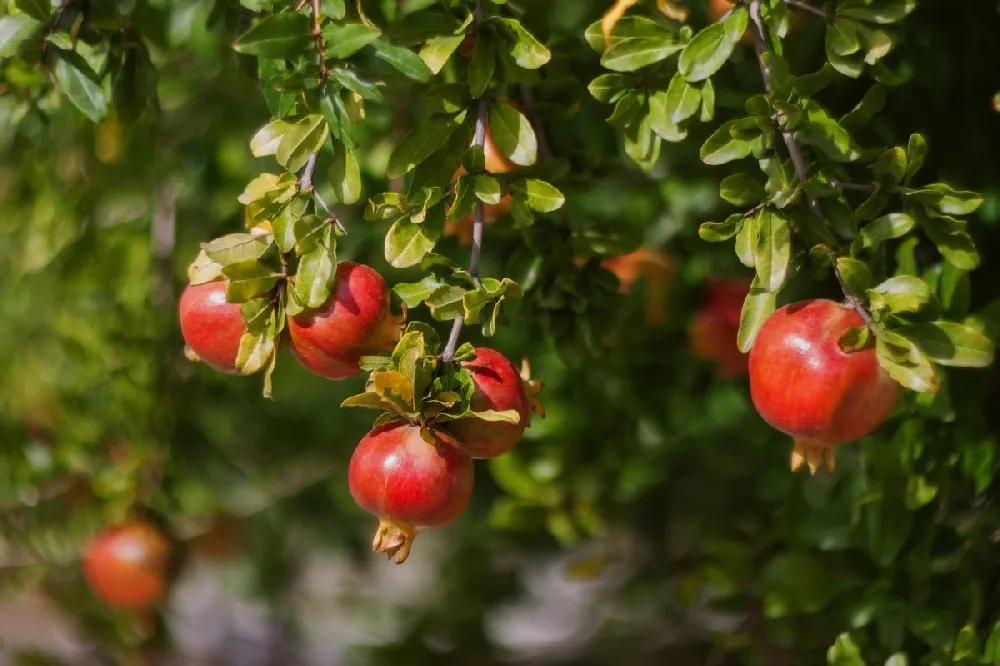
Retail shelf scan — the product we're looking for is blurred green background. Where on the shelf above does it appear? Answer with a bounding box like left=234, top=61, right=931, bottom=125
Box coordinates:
left=3, top=0, right=1000, bottom=664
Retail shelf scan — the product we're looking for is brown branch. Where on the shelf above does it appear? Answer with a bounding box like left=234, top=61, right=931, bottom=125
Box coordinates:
left=782, top=0, right=830, bottom=19
left=442, top=96, right=490, bottom=363
left=748, top=0, right=874, bottom=321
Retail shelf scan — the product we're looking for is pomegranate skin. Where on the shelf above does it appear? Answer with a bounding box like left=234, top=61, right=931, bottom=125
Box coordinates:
left=288, top=262, right=398, bottom=380
left=350, top=423, right=473, bottom=527
left=447, top=348, right=530, bottom=459
left=82, top=521, right=173, bottom=610
left=688, top=278, right=751, bottom=378
left=748, top=299, right=900, bottom=460
left=178, top=281, right=246, bottom=374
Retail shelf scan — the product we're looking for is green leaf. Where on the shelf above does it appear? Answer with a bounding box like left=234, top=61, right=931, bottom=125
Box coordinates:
left=294, top=227, right=337, bottom=309
left=700, top=119, right=754, bottom=165
left=496, top=17, right=551, bottom=69
left=233, top=13, right=311, bottom=58
left=647, top=90, right=687, bottom=143
left=468, top=33, right=495, bottom=98
left=14, top=0, right=50, bottom=21
left=386, top=117, right=461, bottom=179
left=735, top=212, right=758, bottom=267
left=419, top=34, right=464, bottom=75
left=600, top=17, right=684, bottom=72
left=854, top=212, right=915, bottom=252
left=370, top=40, right=433, bottom=82
left=838, top=0, right=916, bottom=24
left=663, top=72, right=701, bottom=124
left=868, top=275, right=931, bottom=314
left=512, top=179, right=565, bottom=213
left=488, top=100, right=537, bottom=167
left=271, top=194, right=309, bottom=253
left=906, top=183, right=984, bottom=215
left=588, top=73, right=635, bottom=104
left=923, top=224, right=980, bottom=270
left=385, top=218, right=437, bottom=268
left=678, top=8, right=747, bottom=82
left=796, top=99, right=862, bottom=162
left=321, top=22, right=381, bottom=59
left=876, top=330, right=938, bottom=393
left=836, top=257, right=872, bottom=294
left=250, top=118, right=292, bottom=157
left=720, top=173, right=765, bottom=206
left=699, top=214, right=743, bottom=242
left=393, top=275, right=446, bottom=308
left=825, top=18, right=861, bottom=57
left=236, top=315, right=277, bottom=376
left=827, top=633, right=864, bottom=666
left=700, top=78, right=716, bottom=121
left=0, top=13, right=41, bottom=57
left=473, top=175, right=501, bottom=205
left=329, top=144, right=361, bottom=204
left=223, top=260, right=282, bottom=303
left=904, top=133, right=927, bottom=184
left=202, top=233, right=272, bottom=266
left=737, top=277, right=777, bottom=353
left=754, top=208, right=792, bottom=292
left=54, top=51, right=108, bottom=123
left=897, top=321, right=995, bottom=368
left=425, top=285, right=468, bottom=321
left=874, top=147, right=907, bottom=183
left=276, top=115, right=329, bottom=172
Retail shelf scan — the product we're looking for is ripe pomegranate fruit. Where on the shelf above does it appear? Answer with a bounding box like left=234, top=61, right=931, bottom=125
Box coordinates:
left=287, top=261, right=403, bottom=380
left=687, top=277, right=751, bottom=378
left=748, top=299, right=901, bottom=473
left=179, top=280, right=247, bottom=374
left=82, top=521, right=174, bottom=609
left=444, top=347, right=532, bottom=458
left=349, top=423, right=474, bottom=563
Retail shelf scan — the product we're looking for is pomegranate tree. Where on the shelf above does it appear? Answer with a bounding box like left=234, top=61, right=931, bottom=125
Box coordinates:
left=82, top=521, right=174, bottom=610
left=178, top=280, right=247, bottom=374
left=288, top=261, right=403, bottom=380
left=748, top=299, right=901, bottom=473
left=349, top=423, right=474, bottom=564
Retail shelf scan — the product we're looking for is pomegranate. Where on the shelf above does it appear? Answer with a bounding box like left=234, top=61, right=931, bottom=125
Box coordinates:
left=287, top=261, right=403, bottom=380
left=445, top=348, right=532, bottom=458
left=349, top=423, right=474, bottom=563
left=748, top=299, right=901, bottom=473
left=687, top=278, right=751, bottom=378
left=602, top=247, right=675, bottom=326
left=178, top=280, right=247, bottom=374
left=82, top=521, right=174, bottom=609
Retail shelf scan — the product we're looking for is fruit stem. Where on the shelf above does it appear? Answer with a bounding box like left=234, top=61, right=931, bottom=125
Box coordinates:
left=442, top=95, right=490, bottom=363
left=748, top=0, right=877, bottom=329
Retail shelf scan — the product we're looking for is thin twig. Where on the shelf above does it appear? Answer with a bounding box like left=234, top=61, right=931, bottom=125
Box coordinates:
left=831, top=180, right=877, bottom=193
left=748, top=0, right=874, bottom=320
left=442, top=96, right=490, bottom=363
left=782, top=0, right=830, bottom=19
left=309, top=0, right=329, bottom=79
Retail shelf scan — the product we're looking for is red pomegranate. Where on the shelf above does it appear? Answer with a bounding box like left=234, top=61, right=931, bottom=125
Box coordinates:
left=178, top=280, right=247, bottom=374
left=349, top=423, right=474, bottom=563
left=446, top=347, right=531, bottom=459
left=82, top=521, right=174, bottom=609
left=688, top=277, right=751, bottom=378
left=748, top=299, right=901, bottom=473
left=287, top=262, right=403, bottom=380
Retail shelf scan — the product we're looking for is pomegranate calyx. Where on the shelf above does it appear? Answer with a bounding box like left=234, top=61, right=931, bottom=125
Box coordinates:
left=519, top=357, right=546, bottom=419
left=790, top=438, right=837, bottom=475
left=372, top=518, right=417, bottom=564
left=184, top=345, right=203, bottom=364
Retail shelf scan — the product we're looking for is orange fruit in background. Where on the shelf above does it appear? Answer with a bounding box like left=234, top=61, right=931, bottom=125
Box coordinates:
left=687, top=277, right=752, bottom=378
left=602, top=247, right=676, bottom=326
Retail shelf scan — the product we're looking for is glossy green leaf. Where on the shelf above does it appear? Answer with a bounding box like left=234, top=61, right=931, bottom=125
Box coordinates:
left=876, top=330, right=939, bottom=393
left=868, top=275, right=931, bottom=314
left=512, top=179, right=565, bottom=213
left=796, top=99, right=862, bottom=162
left=836, top=257, right=872, bottom=294
left=827, top=633, right=863, bottom=666
left=250, top=118, right=293, bottom=157
left=419, top=34, right=464, bottom=75
left=488, top=100, right=537, bottom=167
left=838, top=0, right=917, bottom=24
left=329, top=144, right=361, bottom=204
left=496, top=18, right=551, bottom=69
left=678, top=8, right=747, bottom=82
left=720, top=173, right=765, bottom=206
left=386, top=117, right=461, bottom=179
left=897, top=321, right=995, bottom=368
left=276, top=115, right=329, bottom=173
left=233, top=13, right=311, bottom=59
left=700, top=120, right=755, bottom=165
left=663, top=72, right=701, bottom=124
left=0, top=13, right=42, bottom=57
left=54, top=51, right=108, bottom=123
left=468, top=33, right=495, bottom=98
left=699, top=214, right=743, bottom=242
left=294, top=229, right=337, bottom=310
left=854, top=212, right=915, bottom=252
left=600, top=17, right=684, bottom=73
left=322, top=23, right=382, bottom=59
left=385, top=218, right=437, bottom=268
left=754, top=208, right=792, bottom=292
left=737, top=277, right=777, bottom=353
left=203, top=233, right=272, bottom=266
left=370, top=40, right=433, bottom=82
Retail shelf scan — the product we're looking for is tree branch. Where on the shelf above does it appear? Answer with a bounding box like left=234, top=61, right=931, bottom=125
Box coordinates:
left=748, top=0, right=874, bottom=320
left=782, top=0, right=830, bottom=19
left=442, top=97, right=490, bottom=363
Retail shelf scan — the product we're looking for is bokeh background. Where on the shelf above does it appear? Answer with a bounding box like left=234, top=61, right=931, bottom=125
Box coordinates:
left=3, top=0, right=1000, bottom=664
